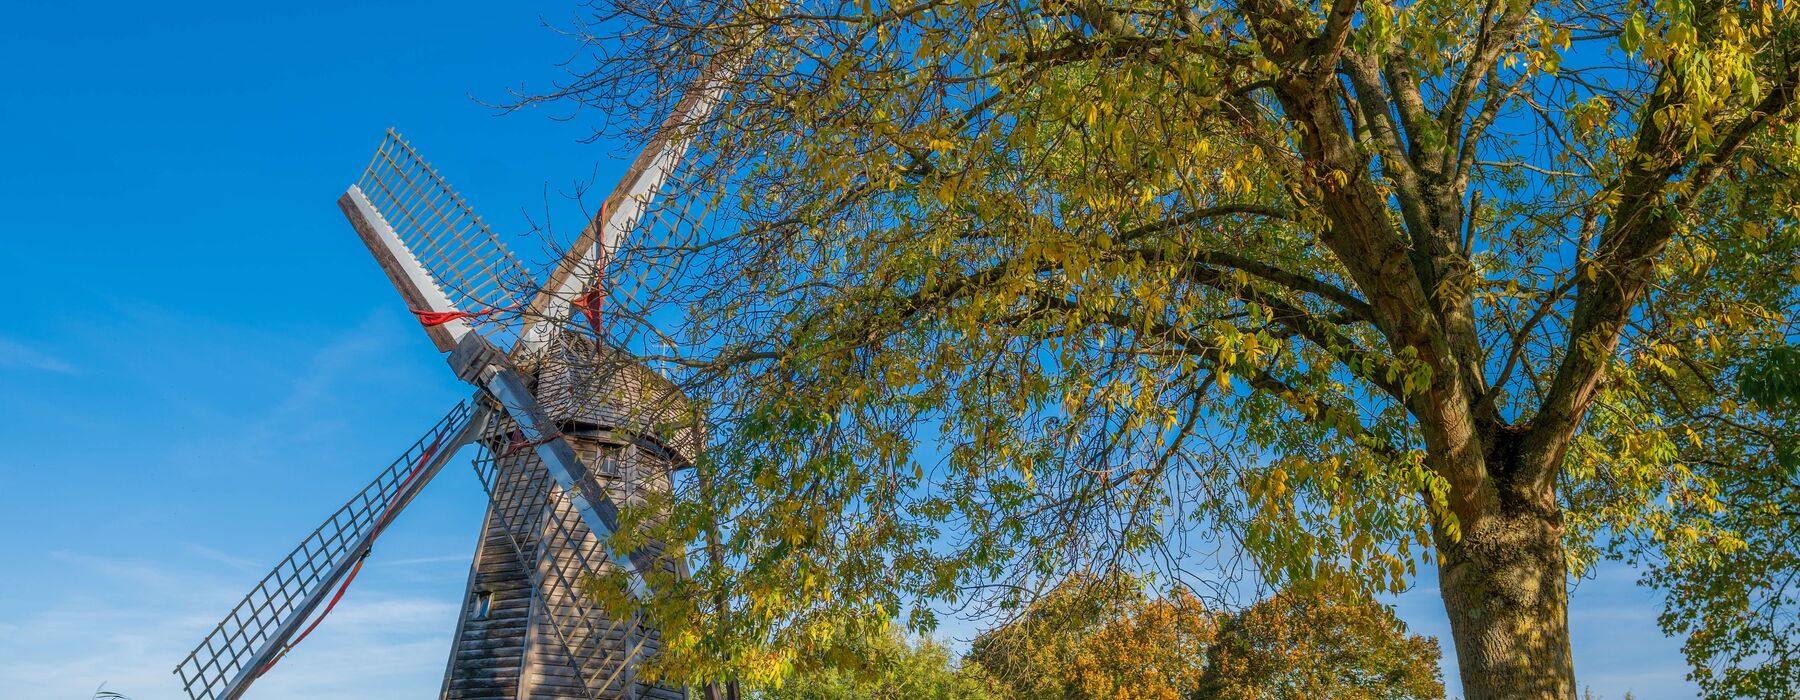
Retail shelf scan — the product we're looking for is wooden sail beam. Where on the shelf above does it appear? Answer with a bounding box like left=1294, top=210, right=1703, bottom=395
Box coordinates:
left=515, top=76, right=724, bottom=356
left=340, top=184, right=471, bottom=352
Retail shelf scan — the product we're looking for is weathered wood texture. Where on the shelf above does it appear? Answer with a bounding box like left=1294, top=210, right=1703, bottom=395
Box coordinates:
left=537, top=344, right=702, bottom=467
left=442, top=350, right=688, bottom=700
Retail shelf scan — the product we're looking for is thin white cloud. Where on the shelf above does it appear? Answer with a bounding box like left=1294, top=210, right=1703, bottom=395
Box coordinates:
left=0, top=337, right=76, bottom=374
left=0, top=548, right=459, bottom=700
left=376, top=553, right=475, bottom=568
left=153, top=308, right=421, bottom=477
left=179, top=543, right=265, bottom=574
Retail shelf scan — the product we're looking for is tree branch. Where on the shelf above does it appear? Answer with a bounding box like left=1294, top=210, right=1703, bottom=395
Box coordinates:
left=1523, top=58, right=1800, bottom=489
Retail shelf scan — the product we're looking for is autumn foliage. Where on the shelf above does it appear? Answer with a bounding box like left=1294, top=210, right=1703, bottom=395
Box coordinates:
left=1200, top=581, right=1444, bottom=700
left=528, top=0, right=1800, bottom=693
left=967, top=575, right=1443, bottom=700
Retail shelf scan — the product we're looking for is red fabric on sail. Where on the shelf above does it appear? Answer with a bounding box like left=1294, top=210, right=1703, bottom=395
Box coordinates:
left=576, top=286, right=604, bottom=335
left=410, top=306, right=512, bottom=327
left=575, top=202, right=610, bottom=341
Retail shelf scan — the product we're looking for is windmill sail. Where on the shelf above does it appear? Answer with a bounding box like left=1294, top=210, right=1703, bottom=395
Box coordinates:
left=518, top=76, right=724, bottom=356
left=174, top=400, right=485, bottom=700
left=178, top=70, right=722, bottom=699
left=340, top=130, right=538, bottom=351
left=332, top=129, right=699, bottom=700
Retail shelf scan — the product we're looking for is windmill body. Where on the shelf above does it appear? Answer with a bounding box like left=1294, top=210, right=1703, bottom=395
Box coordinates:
left=176, top=97, right=715, bottom=700
left=441, top=341, right=694, bottom=700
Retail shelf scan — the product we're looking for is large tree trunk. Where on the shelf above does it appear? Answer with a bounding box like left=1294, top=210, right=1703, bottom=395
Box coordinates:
left=1435, top=478, right=1576, bottom=700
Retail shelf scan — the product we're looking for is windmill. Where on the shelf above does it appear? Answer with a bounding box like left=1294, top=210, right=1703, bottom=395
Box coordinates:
left=173, top=82, right=720, bottom=700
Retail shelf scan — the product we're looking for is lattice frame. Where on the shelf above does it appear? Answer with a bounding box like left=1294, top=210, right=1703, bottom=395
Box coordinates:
left=357, top=130, right=538, bottom=347
left=174, top=401, right=475, bottom=700
left=470, top=434, right=668, bottom=699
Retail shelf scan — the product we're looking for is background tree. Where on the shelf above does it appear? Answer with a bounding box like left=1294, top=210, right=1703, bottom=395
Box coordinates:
left=966, top=573, right=1153, bottom=700
left=1198, top=579, right=1445, bottom=700
left=965, top=573, right=1439, bottom=699
left=750, top=618, right=992, bottom=700
left=1068, top=583, right=1218, bottom=700
left=522, top=0, right=1800, bottom=697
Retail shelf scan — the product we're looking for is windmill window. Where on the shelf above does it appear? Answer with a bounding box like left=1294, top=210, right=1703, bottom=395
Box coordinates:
left=571, top=443, right=621, bottom=478
left=473, top=591, right=492, bottom=619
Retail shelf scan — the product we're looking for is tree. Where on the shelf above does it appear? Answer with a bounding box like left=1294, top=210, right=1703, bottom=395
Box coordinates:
left=1199, top=580, right=1444, bottom=700
left=966, top=572, right=1219, bottom=700
left=1070, top=584, right=1218, bottom=700
left=1636, top=345, right=1800, bottom=698
left=966, top=574, right=1440, bottom=699
left=752, top=619, right=992, bottom=700
left=966, top=573, right=1155, bottom=700
left=524, top=0, right=1800, bottom=697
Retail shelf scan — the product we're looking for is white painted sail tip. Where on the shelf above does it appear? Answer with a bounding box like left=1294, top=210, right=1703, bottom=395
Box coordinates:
left=342, top=185, right=472, bottom=350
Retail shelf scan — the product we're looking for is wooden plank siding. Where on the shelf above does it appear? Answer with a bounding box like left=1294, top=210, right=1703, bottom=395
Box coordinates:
left=442, top=348, right=689, bottom=700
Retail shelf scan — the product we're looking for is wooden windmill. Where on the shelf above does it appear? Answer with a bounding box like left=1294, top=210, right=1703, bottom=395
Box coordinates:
left=174, top=83, right=719, bottom=700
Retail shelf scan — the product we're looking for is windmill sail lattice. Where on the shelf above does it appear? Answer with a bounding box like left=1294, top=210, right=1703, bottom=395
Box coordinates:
left=175, top=400, right=483, bottom=700
left=360, top=131, right=695, bottom=699
left=352, top=130, right=538, bottom=349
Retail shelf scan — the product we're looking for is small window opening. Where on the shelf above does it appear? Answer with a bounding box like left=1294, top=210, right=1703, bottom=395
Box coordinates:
left=473, top=591, right=493, bottom=619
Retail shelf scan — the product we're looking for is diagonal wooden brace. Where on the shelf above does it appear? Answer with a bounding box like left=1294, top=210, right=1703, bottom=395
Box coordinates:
left=449, top=331, right=658, bottom=600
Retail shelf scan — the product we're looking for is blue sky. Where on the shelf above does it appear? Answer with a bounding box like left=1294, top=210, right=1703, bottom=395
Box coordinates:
left=0, top=2, right=1688, bottom=698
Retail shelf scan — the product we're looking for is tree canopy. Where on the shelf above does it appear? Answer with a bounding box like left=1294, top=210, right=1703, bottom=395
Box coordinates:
left=750, top=620, right=991, bottom=700
left=966, top=573, right=1443, bottom=699
left=749, top=575, right=1440, bottom=700
left=526, top=0, right=1800, bottom=696
left=967, top=573, right=1211, bottom=700
left=1198, top=580, right=1444, bottom=700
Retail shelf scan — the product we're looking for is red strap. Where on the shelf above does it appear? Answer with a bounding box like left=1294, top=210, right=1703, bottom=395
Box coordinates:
left=576, top=286, right=605, bottom=336
left=377, top=438, right=442, bottom=531
left=501, top=428, right=530, bottom=458
left=257, top=555, right=366, bottom=677
left=410, top=306, right=511, bottom=327
left=501, top=427, right=568, bottom=458
left=576, top=202, right=610, bottom=340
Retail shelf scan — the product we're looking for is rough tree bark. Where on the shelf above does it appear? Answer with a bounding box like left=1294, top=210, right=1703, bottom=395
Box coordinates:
left=1435, top=428, right=1577, bottom=700
left=1437, top=511, right=1575, bottom=700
